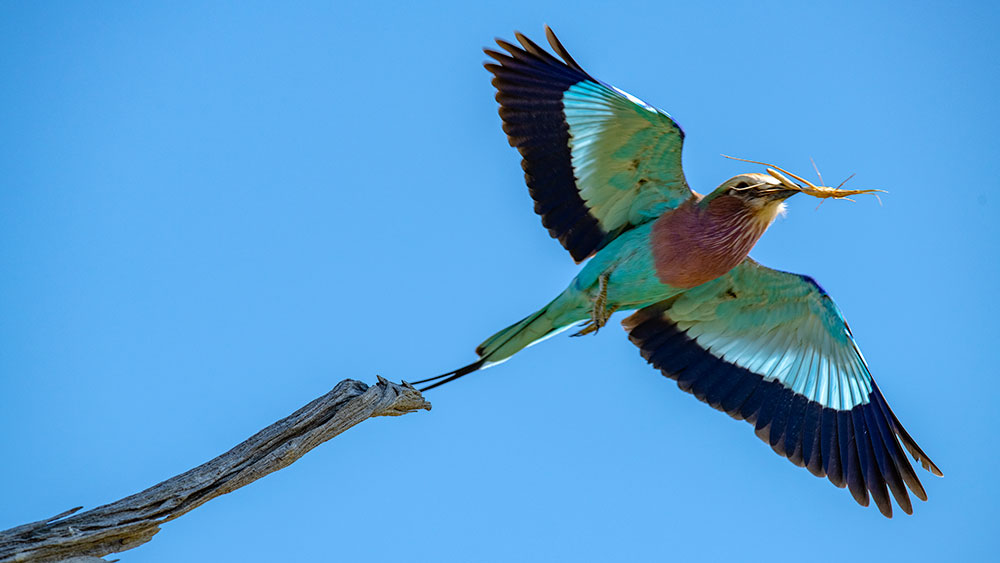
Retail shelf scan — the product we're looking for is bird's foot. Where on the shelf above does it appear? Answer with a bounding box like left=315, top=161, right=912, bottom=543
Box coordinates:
left=572, top=273, right=617, bottom=337
left=571, top=307, right=619, bottom=337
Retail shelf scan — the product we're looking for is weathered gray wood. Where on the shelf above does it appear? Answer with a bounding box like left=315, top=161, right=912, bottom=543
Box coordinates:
left=0, top=377, right=430, bottom=563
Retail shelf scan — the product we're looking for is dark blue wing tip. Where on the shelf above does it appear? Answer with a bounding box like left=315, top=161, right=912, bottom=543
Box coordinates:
left=799, top=274, right=828, bottom=295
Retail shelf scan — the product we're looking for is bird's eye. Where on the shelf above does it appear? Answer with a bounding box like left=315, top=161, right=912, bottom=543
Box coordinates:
left=728, top=182, right=749, bottom=194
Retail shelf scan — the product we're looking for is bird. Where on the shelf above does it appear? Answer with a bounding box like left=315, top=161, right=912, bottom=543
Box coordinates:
left=412, top=26, right=941, bottom=517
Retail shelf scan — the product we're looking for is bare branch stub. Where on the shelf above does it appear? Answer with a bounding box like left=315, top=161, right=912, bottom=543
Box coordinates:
left=0, top=378, right=430, bottom=563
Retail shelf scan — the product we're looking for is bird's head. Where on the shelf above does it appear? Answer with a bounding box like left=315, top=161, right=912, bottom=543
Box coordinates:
left=705, top=172, right=800, bottom=207
left=699, top=172, right=800, bottom=229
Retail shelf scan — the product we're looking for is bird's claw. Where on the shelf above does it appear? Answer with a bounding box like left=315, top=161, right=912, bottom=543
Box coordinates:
left=571, top=272, right=617, bottom=337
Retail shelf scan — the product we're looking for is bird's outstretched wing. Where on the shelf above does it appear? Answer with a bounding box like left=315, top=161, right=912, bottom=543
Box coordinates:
left=485, top=27, right=692, bottom=262
left=622, top=259, right=941, bottom=517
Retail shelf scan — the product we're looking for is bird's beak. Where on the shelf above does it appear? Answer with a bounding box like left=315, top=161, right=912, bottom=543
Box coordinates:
left=762, top=186, right=801, bottom=201
left=762, top=168, right=804, bottom=200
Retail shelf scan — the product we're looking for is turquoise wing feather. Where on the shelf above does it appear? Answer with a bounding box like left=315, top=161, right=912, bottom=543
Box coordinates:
left=486, top=27, right=691, bottom=262
left=624, top=259, right=941, bottom=517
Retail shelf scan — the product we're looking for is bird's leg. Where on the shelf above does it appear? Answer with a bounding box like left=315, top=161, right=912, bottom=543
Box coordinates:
left=572, top=272, right=618, bottom=337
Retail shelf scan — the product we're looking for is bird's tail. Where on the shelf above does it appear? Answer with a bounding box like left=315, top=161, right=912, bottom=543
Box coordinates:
left=413, top=294, right=580, bottom=391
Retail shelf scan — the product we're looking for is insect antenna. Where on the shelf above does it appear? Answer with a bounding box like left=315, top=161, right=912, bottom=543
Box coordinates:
left=810, top=157, right=826, bottom=186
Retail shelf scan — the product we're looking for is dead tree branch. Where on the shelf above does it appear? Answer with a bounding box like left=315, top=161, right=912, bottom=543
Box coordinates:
left=0, top=377, right=430, bottom=563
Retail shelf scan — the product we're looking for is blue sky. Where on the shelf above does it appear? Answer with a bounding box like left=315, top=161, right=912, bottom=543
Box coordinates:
left=2, top=1, right=998, bottom=561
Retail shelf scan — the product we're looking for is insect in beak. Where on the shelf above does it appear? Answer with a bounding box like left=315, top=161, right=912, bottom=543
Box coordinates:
left=722, top=155, right=887, bottom=202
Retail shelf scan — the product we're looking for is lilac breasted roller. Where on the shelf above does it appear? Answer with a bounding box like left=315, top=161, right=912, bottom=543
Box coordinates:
left=413, top=27, right=940, bottom=517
